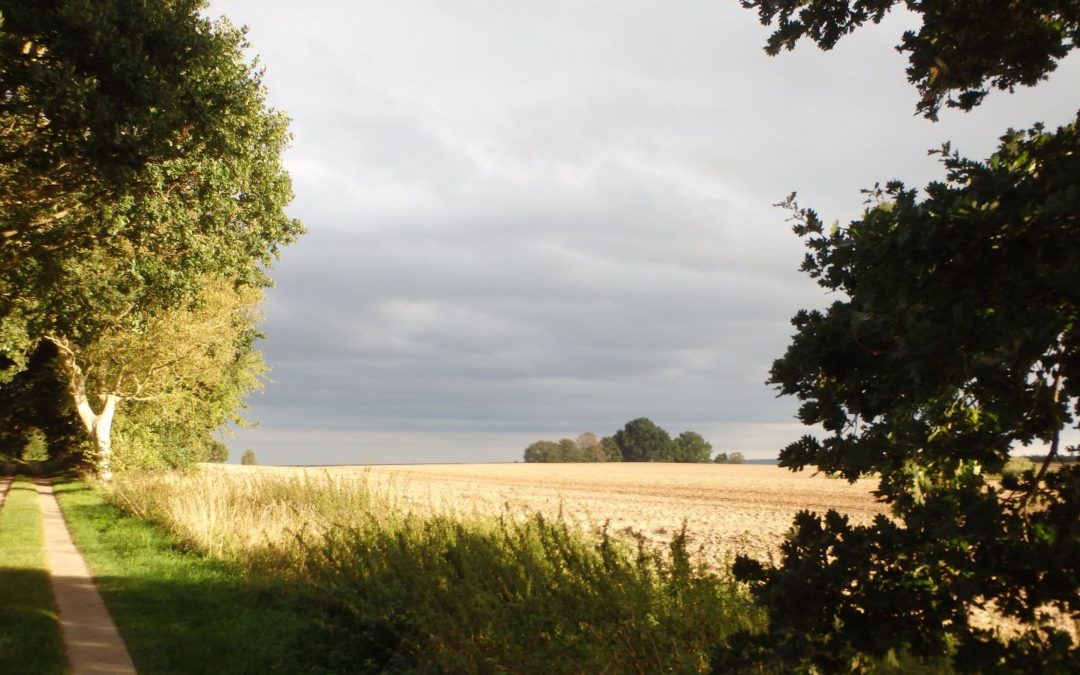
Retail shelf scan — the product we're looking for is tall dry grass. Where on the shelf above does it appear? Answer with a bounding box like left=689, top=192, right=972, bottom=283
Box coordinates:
left=105, top=468, right=763, bottom=673
left=109, top=469, right=396, bottom=562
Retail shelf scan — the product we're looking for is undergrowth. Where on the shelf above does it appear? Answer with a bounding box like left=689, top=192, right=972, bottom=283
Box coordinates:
left=107, top=470, right=763, bottom=673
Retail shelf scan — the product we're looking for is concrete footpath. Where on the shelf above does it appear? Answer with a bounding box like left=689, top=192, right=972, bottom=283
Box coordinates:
left=35, top=480, right=138, bottom=675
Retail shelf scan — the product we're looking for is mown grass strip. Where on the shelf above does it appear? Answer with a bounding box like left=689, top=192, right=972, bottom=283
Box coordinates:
left=53, top=478, right=317, bottom=674
left=0, top=477, right=66, bottom=675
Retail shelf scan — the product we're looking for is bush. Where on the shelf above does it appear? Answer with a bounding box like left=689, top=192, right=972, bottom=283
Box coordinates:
left=206, top=441, right=228, bottom=463
left=21, top=428, right=48, bottom=463
left=299, top=516, right=758, bottom=673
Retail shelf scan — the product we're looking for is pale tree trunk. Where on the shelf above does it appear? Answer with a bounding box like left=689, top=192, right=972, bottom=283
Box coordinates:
left=88, top=394, right=119, bottom=481
left=50, top=339, right=119, bottom=480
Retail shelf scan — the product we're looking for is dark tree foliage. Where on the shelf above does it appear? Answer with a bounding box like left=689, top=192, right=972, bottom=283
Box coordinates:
left=0, top=342, right=81, bottom=459
left=614, top=418, right=675, bottom=462
left=0, top=0, right=300, bottom=263
left=719, top=119, right=1080, bottom=672
left=741, top=0, right=1080, bottom=118
left=601, top=436, right=622, bottom=462
left=0, top=0, right=301, bottom=377
left=725, top=3, right=1080, bottom=671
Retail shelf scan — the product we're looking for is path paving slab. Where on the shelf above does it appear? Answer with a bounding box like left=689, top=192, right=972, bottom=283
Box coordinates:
left=36, top=480, right=138, bottom=675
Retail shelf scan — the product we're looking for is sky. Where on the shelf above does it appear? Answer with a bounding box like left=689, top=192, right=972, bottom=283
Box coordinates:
left=207, top=0, right=1080, bottom=465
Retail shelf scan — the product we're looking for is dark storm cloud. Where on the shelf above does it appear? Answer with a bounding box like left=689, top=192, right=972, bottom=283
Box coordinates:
left=207, top=1, right=1080, bottom=463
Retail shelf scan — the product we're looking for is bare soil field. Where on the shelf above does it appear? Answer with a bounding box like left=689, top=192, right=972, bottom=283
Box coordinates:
left=225, top=463, right=884, bottom=562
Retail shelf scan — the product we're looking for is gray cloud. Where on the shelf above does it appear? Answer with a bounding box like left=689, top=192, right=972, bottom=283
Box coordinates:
left=210, top=1, right=1080, bottom=464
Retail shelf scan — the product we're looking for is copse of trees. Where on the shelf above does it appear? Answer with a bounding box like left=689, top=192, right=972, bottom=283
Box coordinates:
left=523, top=420, right=720, bottom=463
left=713, top=451, right=744, bottom=465
left=523, top=434, right=607, bottom=463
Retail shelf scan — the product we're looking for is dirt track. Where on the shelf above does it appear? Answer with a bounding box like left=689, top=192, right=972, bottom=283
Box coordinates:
left=241, top=463, right=885, bottom=562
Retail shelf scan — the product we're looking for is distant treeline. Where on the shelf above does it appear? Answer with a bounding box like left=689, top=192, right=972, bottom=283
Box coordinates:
left=523, top=418, right=745, bottom=464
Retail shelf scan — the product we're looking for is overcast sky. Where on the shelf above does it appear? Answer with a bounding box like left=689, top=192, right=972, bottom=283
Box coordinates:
left=207, top=0, right=1080, bottom=465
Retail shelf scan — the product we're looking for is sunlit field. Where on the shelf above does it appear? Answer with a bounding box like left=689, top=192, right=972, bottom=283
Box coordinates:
left=207, top=462, right=884, bottom=562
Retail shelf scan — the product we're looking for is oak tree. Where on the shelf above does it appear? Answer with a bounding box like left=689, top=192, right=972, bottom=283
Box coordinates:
left=673, top=430, right=712, bottom=463
left=614, top=418, right=675, bottom=462
left=0, top=0, right=301, bottom=474
left=721, top=2, right=1080, bottom=671
left=47, top=279, right=265, bottom=478
left=741, top=0, right=1080, bottom=118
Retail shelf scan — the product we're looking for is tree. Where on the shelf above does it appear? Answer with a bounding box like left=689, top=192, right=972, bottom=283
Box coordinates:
left=240, top=448, right=257, bottom=466
left=718, top=3, right=1080, bottom=672
left=0, top=0, right=301, bottom=475
left=713, top=452, right=729, bottom=464
left=0, top=0, right=301, bottom=373
left=20, top=427, right=46, bottom=462
left=613, top=418, right=675, bottom=462
left=720, top=119, right=1080, bottom=675
left=523, top=436, right=607, bottom=463
left=728, top=451, right=745, bottom=465
left=575, top=432, right=607, bottom=462
left=673, top=430, right=712, bottom=463
left=524, top=440, right=560, bottom=463
left=741, top=0, right=1080, bottom=119
left=47, top=278, right=266, bottom=478
left=601, top=436, right=622, bottom=462
left=557, top=438, right=582, bottom=462
left=0, top=0, right=300, bottom=267
left=206, top=441, right=229, bottom=464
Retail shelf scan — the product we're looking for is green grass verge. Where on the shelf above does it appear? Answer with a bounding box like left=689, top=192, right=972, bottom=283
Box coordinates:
left=52, top=478, right=318, bottom=674
left=0, top=478, right=66, bottom=675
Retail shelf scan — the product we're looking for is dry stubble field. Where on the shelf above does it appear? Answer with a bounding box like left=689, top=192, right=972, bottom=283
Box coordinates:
left=230, top=462, right=885, bottom=562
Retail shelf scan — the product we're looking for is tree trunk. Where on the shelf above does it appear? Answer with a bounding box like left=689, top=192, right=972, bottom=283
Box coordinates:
left=50, top=339, right=119, bottom=480
left=91, top=395, right=119, bottom=481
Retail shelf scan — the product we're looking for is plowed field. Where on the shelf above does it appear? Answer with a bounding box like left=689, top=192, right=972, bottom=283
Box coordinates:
left=241, top=463, right=885, bottom=561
